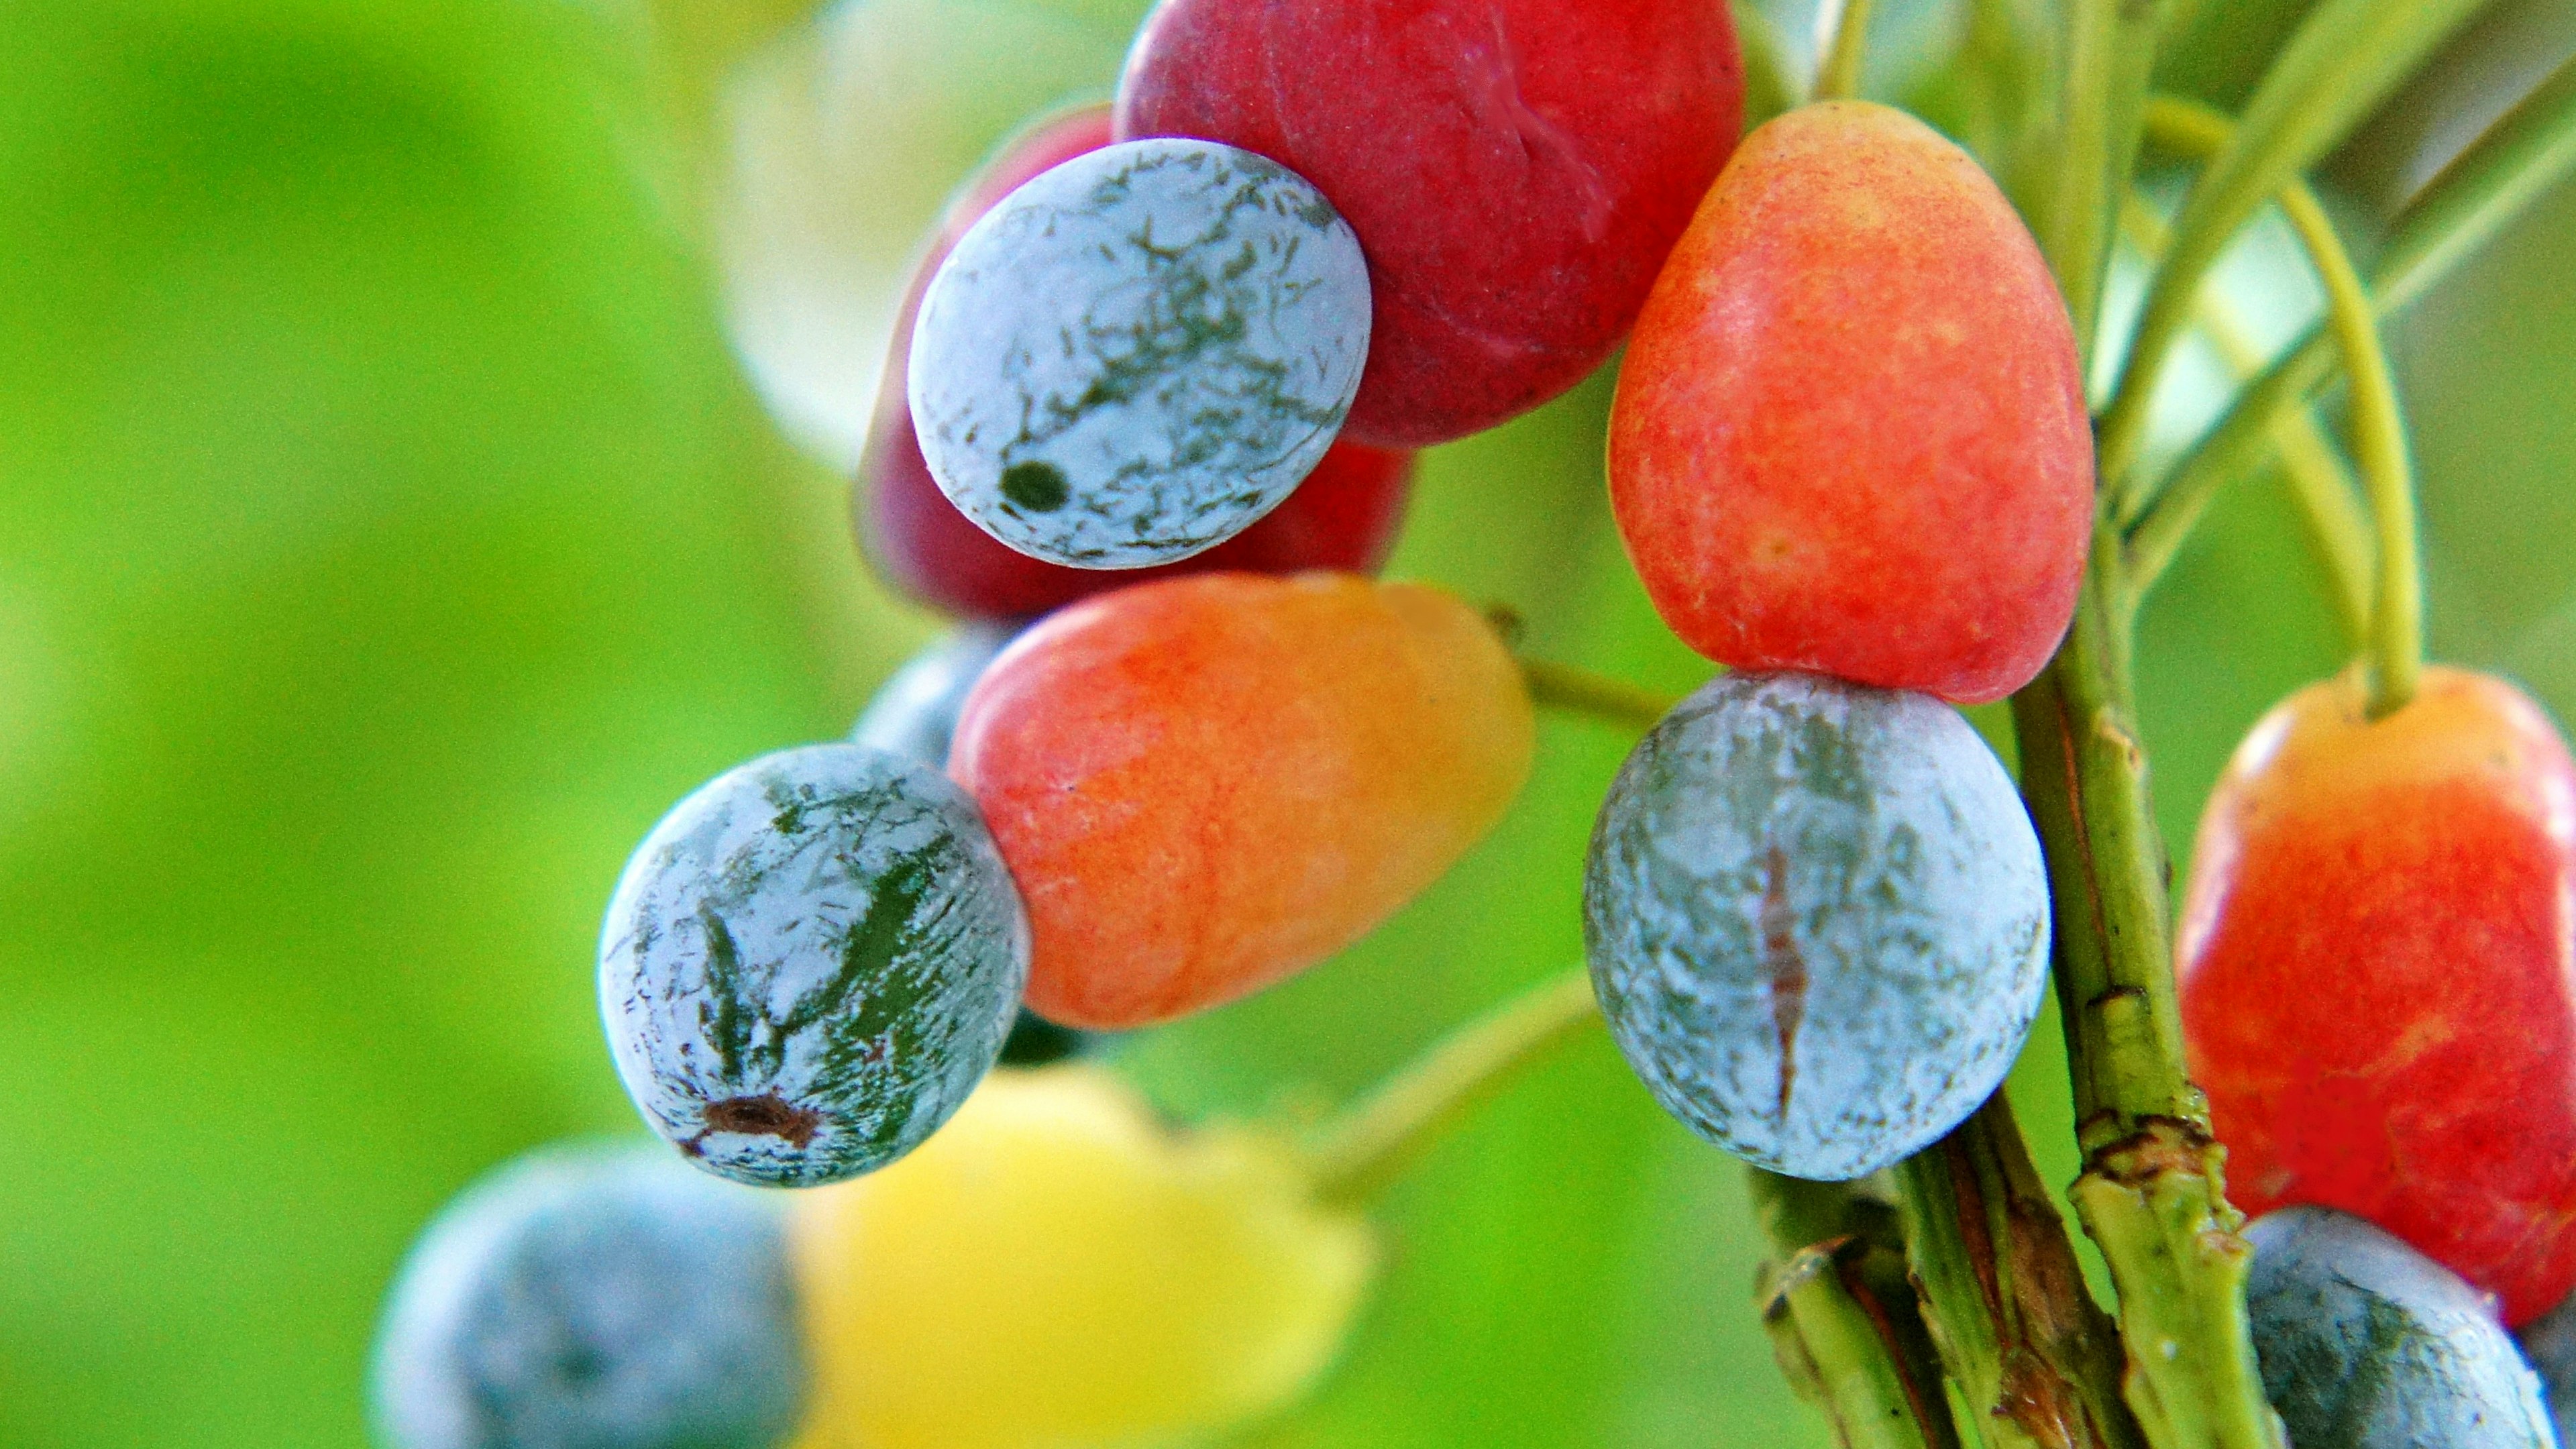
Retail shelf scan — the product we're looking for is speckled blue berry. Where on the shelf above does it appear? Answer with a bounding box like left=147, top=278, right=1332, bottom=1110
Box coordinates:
left=907, top=137, right=1371, bottom=569
left=599, top=743, right=1028, bottom=1187
left=371, top=1142, right=804, bottom=1449
left=1583, top=672, right=2049, bottom=1181
left=2247, top=1206, right=2554, bottom=1448
left=850, top=623, right=1021, bottom=767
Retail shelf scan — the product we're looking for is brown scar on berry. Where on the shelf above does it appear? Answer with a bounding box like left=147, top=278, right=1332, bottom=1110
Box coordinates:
left=1760, top=843, right=1807, bottom=1121
left=698, top=1093, right=824, bottom=1148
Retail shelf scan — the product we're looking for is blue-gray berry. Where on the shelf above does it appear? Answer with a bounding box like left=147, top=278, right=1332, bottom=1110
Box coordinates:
left=599, top=743, right=1028, bottom=1187
left=1583, top=672, right=2048, bottom=1181
left=850, top=623, right=1020, bottom=768
left=908, top=138, right=1371, bottom=569
left=371, top=1142, right=804, bottom=1449
left=2246, top=1206, right=2554, bottom=1448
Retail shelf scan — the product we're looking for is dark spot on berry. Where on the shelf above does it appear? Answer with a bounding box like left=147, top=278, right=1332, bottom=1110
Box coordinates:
left=1000, top=460, right=1070, bottom=513
left=703, top=1093, right=822, bottom=1148
left=1759, top=845, right=1807, bottom=1121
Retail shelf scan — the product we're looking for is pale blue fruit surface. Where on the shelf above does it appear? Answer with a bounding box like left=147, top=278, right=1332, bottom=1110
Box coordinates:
left=599, top=743, right=1027, bottom=1187
left=371, top=1142, right=803, bottom=1449
left=2247, top=1206, right=2553, bottom=1448
left=908, top=137, right=1370, bottom=568
left=850, top=622, right=1020, bottom=767
left=1582, top=672, right=2048, bottom=1181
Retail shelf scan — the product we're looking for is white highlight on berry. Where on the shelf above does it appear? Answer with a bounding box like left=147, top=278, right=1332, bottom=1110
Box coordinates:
left=908, top=138, right=1371, bottom=569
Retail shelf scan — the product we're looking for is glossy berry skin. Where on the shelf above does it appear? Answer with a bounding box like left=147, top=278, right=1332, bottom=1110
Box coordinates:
left=2245, top=1207, right=2554, bottom=1448
left=372, top=1143, right=805, bottom=1449
left=908, top=138, right=1371, bottom=569
left=788, top=1067, right=1373, bottom=1449
left=2179, top=666, right=2576, bottom=1324
left=950, top=573, right=1535, bottom=1029
left=856, top=105, right=1417, bottom=620
left=600, top=744, right=1028, bottom=1187
left=1118, top=0, right=1743, bottom=447
left=1585, top=673, right=2049, bottom=1181
left=1608, top=101, right=2090, bottom=705
left=851, top=623, right=1022, bottom=768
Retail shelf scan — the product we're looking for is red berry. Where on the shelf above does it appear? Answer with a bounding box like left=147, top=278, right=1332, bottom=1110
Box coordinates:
left=1607, top=101, right=2091, bottom=705
left=1116, top=0, right=1743, bottom=447
left=854, top=103, right=1417, bottom=618
left=2179, top=666, right=2576, bottom=1325
left=949, top=573, right=1535, bottom=1029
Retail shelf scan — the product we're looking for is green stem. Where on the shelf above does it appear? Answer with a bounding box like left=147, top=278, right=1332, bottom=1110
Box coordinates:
left=1520, top=657, right=1687, bottom=735
left=2114, top=191, right=2375, bottom=643
left=2092, top=0, right=2488, bottom=504
left=2273, top=188, right=2422, bottom=715
left=2007, top=566, right=2286, bottom=1449
left=2042, top=0, right=2171, bottom=368
left=1305, top=971, right=1600, bottom=1206
left=1892, top=1095, right=2145, bottom=1449
left=1749, top=1173, right=1964, bottom=1449
left=2122, top=52, right=2576, bottom=649
left=1812, top=0, right=1876, bottom=102
left=2125, top=97, right=2420, bottom=710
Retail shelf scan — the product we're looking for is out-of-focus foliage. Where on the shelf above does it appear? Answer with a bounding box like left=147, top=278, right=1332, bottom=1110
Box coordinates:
left=0, top=1, right=2567, bottom=1447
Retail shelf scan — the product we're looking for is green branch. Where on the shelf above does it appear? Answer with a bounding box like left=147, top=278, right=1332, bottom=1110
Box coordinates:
left=1749, top=1173, right=1964, bottom=1449
left=2092, top=0, right=2488, bottom=502
left=2114, top=191, right=2375, bottom=643
left=2124, top=51, right=2576, bottom=616
left=2123, top=97, right=2421, bottom=715
left=2041, top=0, right=2171, bottom=366
left=1305, top=971, right=1600, bottom=1206
left=1893, top=1095, right=2144, bottom=1449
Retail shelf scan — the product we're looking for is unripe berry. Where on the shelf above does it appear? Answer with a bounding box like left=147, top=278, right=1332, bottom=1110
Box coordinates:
left=788, top=1066, right=1374, bottom=1449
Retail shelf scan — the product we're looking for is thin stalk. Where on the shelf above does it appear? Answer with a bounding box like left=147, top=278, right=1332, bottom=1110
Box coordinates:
left=1749, top=1173, right=1964, bottom=1449
left=1813, top=0, right=1877, bottom=102
left=2093, top=0, right=2489, bottom=503
left=2274, top=186, right=2422, bottom=716
left=1306, top=971, right=1600, bottom=1206
left=1520, top=657, right=1688, bottom=734
left=2043, top=0, right=2171, bottom=366
left=2125, top=52, right=2576, bottom=606
left=2123, top=98, right=2422, bottom=713
left=1892, top=1095, right=2145, bottom=1449
left=2115, top=191, right=2375, bottom=642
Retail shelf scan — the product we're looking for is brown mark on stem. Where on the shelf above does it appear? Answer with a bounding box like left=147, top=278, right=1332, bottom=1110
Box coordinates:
left=1760, top=844, right=1808, bottom=1122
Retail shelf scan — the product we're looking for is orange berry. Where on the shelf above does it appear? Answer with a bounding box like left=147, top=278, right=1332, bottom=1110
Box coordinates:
left=950, top=573, right=1535, bottom=1028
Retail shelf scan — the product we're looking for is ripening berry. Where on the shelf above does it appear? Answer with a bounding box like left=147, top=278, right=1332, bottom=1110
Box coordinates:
left=2245, top=1208, right=2555, bottom=1448
left=2179, top=666, right=2576, bottom=1324
left=600, top=745, right=1028, bottom=1187
left=1584, top=673, right=2049, bottom=1180
left=908, top=138, right=1371, bottom=569
left=949, top=572, right=1535, bottom=1028
left=851, top=624, right=1022, bottom=768
left=853, top=105, right=1417, bottom=619
left=788, top=1066, right=1374, bottom=1449
left=372, top=1143, right=805, bottom=1449
left=1118, top=0, right=1744, bottom=446
left=1608, top=101, right=2090, bottom=705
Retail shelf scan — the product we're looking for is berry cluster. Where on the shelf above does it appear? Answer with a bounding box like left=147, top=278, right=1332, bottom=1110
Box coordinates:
left=372, top=3, right=2576, bottom=1448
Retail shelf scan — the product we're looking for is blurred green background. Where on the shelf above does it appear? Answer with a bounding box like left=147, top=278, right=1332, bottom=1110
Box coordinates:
left=1, top=0, right=2570, bottom=1444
